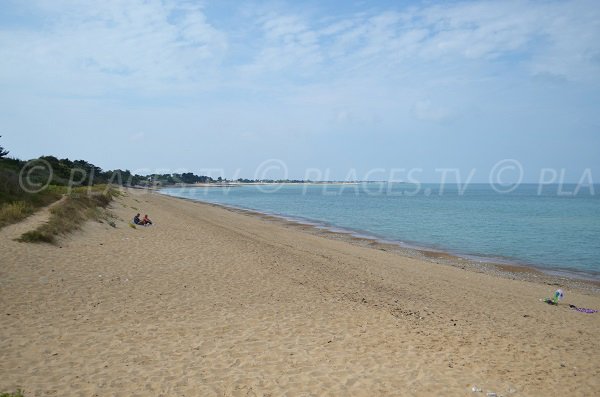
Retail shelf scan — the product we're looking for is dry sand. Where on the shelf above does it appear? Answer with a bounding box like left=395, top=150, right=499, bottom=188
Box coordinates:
left=1, top=189, right=598, bottom=396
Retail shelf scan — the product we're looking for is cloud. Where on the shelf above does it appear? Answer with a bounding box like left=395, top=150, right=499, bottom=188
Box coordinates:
left=0, top=0, right=227, bottom=95
left=238, top=13, right=323, bottom=76
left=129, top=132, right=145, bottom=142
left=1, top=0, right=598, bottom=103
left=247, top=1, right=600, bottom=84
left=413, top=100, right=453, bottom=122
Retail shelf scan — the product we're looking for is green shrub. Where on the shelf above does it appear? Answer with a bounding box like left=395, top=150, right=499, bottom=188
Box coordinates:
left=19, top=229, right=55, bottom=243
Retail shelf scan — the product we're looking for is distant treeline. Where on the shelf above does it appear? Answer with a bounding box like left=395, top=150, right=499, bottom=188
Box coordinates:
left=0, top=137, right=322, bottom=200
left=0, top=155, right=217, bottom=188
left=1, top=155, right=322, bottom=191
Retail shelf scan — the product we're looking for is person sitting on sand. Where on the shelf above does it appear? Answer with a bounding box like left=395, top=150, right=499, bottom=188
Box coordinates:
left=141, top=214, right=153, bottom=226
left=133, top=213, right=141, bottom=225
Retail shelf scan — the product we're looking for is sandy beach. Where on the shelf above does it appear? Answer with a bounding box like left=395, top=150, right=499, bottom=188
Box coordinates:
left=1, top=189, right=598, bottom=396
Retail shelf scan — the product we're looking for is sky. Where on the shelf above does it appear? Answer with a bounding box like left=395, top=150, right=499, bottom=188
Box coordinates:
left=1, top=0, right=599, bottom=182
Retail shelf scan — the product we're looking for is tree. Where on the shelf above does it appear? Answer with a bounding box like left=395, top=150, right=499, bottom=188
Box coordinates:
left=0, top=136, right=9, bottom=158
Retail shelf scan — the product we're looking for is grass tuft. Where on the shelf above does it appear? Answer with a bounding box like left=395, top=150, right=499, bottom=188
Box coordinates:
left=0, top=201, right=34, bottom=228
left=18, top=229, right=54, bottom=243
left=0, top=390, right=25, bottom=397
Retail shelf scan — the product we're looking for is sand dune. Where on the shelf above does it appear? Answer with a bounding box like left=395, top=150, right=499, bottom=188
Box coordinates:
left=1, top=189, right=598, bottom=396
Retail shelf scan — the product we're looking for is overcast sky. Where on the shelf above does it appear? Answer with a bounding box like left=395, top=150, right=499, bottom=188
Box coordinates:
left=1, top=0, right=599, bottom=181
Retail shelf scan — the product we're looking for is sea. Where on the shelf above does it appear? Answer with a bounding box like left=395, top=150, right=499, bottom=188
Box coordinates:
left=160, top=183, right=600, bottom=280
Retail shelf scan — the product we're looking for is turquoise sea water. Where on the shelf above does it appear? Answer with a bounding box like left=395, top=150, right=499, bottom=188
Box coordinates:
left=160, top=183, right=600, bottom=279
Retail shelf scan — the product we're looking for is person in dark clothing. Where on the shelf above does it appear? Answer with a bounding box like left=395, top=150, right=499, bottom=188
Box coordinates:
left=133, top=213, right=141, bottom=225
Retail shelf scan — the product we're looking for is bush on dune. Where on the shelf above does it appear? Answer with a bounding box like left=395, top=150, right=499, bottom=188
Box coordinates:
left=18, top=188, right=117, bottom=244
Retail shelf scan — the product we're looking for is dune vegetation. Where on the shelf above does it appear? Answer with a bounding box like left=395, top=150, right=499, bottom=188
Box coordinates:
left=18, top=186, right=119, bottom=244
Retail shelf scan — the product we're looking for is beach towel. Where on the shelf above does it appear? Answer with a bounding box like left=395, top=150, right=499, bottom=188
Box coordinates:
left=568, top=304, right=597, bottom=314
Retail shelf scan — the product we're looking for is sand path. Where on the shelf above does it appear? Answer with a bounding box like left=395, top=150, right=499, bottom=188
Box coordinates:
left=0, top=196, right=67, bottom=241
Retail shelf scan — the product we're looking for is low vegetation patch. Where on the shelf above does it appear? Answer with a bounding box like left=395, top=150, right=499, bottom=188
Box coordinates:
left=0, top=201, right=34, bottom=227
left=0, top=168, right=64, bottom=229
left=19, top=187, right=117, bottom=244
left=1, top=141, right=128, bottom=229
left=0, top=390, right=25, bottom=397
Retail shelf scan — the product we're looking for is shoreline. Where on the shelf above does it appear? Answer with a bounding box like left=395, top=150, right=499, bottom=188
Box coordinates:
left=158, top=181, right=365, bottom=188
left=158, top=190, right=600, bottom=294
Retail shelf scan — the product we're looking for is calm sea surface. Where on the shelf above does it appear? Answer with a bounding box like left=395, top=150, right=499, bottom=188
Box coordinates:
left=160, top=183, right=600, bottom=279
